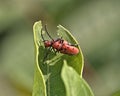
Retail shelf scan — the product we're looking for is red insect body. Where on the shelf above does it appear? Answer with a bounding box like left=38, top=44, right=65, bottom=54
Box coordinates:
left=41, top=25, right=79, bottom=56
left=44, top=41, right=51, bottom=47
left=52, top=40, right=62, bottom=50
left=44, top=39, right=79, bottom=55
left=60, top=44, right=79, bottom=55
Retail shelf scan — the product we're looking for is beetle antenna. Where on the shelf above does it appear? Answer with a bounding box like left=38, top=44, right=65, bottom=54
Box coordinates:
left=44, top=24, right=54, bottom=41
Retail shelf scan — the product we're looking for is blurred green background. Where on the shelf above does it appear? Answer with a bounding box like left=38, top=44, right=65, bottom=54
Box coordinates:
left=0, top=0, right=120, bottom=96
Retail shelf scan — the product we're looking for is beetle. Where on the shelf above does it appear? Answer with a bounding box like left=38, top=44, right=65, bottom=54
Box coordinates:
left=41, top=25, right=79, bottom=58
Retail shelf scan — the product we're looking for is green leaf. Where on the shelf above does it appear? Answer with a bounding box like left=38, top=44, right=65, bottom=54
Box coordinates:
left=61, top=61, right=94, bottom=96
left=57, top=25, right=84, bottom=76
left=32, top=21, right=47, bottom=96
left=32, top=20, right=84, bottom=96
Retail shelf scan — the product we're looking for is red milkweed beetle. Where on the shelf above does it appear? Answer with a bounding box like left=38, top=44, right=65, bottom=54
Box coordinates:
left=41, top=25, right=79, bottom=59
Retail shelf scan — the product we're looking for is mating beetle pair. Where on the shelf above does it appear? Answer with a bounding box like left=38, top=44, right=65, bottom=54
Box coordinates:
left=41, top=25, right=79, bottom=59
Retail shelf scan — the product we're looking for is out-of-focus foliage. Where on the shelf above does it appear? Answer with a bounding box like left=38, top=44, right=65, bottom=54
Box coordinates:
left=112, top=90, right=120, bottom=96
left=0, top=0, right=120, bottom=96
